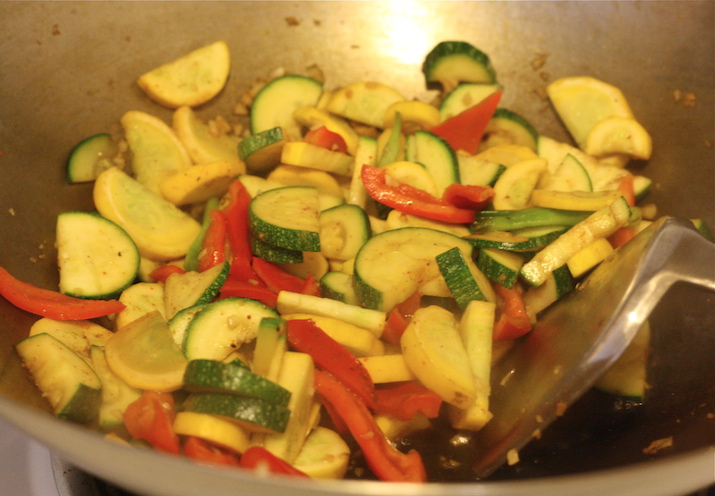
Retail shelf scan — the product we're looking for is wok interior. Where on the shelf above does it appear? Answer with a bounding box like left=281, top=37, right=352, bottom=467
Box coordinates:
left=0, top=1, right=713, bottom=493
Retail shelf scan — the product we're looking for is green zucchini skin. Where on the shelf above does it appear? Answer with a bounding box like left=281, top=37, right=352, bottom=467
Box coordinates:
left=471, top=208, right=592, bottom=233
left=183, top=297, right=280, bottom=361
left=56, top=211, right=140, bottom=300
left=250, top=75, right=323, bottom=139
left=465, top=226, right=568, bottom=252
left=484, top=108, right=539, bottom=151
left=436, top=247, right=496, bottom=309
left=182, top=392, right=291, bottom=433
left=249, top=186, right=321, bottom=252
left=422, top=41, right=497, bottom=87
left=183, top=359, right=291, bottom=406
left=15, top=333, right=102, bottom=424
left=238, top=126, right=287, bottom=173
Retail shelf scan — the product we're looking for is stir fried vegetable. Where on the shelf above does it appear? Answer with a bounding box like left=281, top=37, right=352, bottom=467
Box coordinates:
left=6, top=38, right=705, bottom=483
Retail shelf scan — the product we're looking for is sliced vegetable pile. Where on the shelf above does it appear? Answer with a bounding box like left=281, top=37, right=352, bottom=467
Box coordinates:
left=4, top=39, right=713, bottom=483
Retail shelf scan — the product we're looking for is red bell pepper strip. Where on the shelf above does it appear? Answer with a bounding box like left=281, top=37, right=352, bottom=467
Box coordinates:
left=222, top=180, right=265, bottom=286
left=197, top=209, right=227, bottom=272
left=287, top=319, right=376, bottom=409
left=219, top=279, right=278, bottom=307
left=382, top=309, right=410, bottom=347
left=492, top=282, right=532, bottom=341
left=183, top=436, right=241, bottom=467
left=442, top=183, right=495, bottom=211
left=429, top=91, right=502, bottom=155
left=149, top=264, right=186, bottom=283
left=314, top=370, right=427, bottom=483
left=239, top=446, right=310, bottom=478
left=381, top=291, right=422, bottom=346
left=618, top=173, right=637, bottom=207
left=374, top=382, right=443, bottom=421
left=299, top=274, right=322, bottom=297
left=608, top=226, right=637, bottom=249
left=0, top=266, right=125, bottom=320
left=304, top=125, right=348, bottom=154
left=252, top=257, right=306, bottom=294
left=361, top=165, right=477, bottom=224
left=123, top=391, right=180, bottom=454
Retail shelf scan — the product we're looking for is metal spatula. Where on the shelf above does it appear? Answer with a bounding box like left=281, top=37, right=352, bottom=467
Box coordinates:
left=471, top=216, right=715, bottom=477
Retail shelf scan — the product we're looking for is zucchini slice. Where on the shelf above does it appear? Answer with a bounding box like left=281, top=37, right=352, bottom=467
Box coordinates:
left=249, top=186, right=321, bottom=252
left=182, top=392, right=291, bottom=434
left=353, top=227, right=474, bottom=312
left=250, top=236, right=304, bottom=264
left=164, top=262, right=229, bottom=319
left=16, top=333, right=102, bottom=423
left=183, top=297, right=280, bottom=361
left=436, top=246, right=496, bottom=308
left=475, top=247, right=525, bottom=289
left=66, top=133, right=118, bottom=184
left=422, top=41, right=497, bottom=90
left=405, top=130, right=460, bottom=196
left=250, top=75, right=323, bottom=139
left=238, top=126, right=288, bottom=173
left=56, top=211, right=140, bottom=300
left=483, top=108, right=539, bottom=151
left=319, top=271, right=360, bottom=305
left=440, top=83, right=501, bottom=121
left=319, top=204, right=372, bottom=261
left=183, top=359, right=291, bottom=406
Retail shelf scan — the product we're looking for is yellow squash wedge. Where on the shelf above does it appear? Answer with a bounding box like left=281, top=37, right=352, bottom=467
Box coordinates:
left=159, top=160, right=246, bottom=206
left=120, top=110, right=193, bottom=195
left=137, top=40, right=231, bottom=109
left=94, top=167, right=202, bottom=261
left=104, top=311, right=188, bottom=392
left=172, top=106, right=241, bottom=164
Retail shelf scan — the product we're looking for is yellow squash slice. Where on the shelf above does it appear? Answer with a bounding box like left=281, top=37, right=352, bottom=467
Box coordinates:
left=172, top=106, right=241, bottom=164
left=137, top=40, right=231, bottom=109
left=584, top=116, right=653, bottom=160
left=546, top=76, right=635, bottom=148
left=121, top=110, right=193, bottom=195
left=104, top=311, right=188, bottom=392
left=159, top=160, right=246, bottom=206
left=94, top=167, right=202, bottom=261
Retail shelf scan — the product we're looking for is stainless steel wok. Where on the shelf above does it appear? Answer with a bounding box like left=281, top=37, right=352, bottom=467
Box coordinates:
left=0, top=2, right=713, bottom=495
